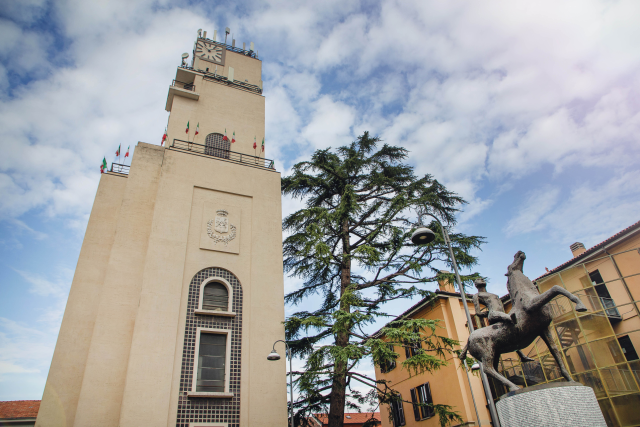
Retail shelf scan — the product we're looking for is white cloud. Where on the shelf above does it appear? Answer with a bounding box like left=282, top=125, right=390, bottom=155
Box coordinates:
left=504, top=171, right=640, bottom=245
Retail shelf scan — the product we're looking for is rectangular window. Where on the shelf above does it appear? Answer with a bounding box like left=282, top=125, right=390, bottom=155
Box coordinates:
left=197, top=333, right=226, bottom=392
left=381, top=344, right=397, bottom=373
left=410, top=383, right=435, bottom=420
left=390, top=394, right=406, bottom=427
left=188, top=328, right=233, bottom=397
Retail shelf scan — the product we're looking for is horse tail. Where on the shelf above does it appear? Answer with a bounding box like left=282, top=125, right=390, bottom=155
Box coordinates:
left=459, top=341, right=469, bottom=361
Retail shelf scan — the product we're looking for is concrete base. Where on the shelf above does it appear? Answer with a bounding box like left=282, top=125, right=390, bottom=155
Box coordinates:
left=495, top=382, right=607, bottom=427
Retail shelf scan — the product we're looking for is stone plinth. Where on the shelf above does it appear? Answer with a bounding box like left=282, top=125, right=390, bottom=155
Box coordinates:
left=496, top=382, right=606, bottom=427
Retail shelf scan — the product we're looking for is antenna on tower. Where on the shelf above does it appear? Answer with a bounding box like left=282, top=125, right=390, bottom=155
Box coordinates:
left=181, top=52, right=189, bottom=67
left=225, top=27, right=230, bottom=44
left=197, top=29, right=202, bottom=38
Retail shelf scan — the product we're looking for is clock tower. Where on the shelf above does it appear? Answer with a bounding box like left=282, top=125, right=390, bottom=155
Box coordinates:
left=36, top=30, right=286, bottom=427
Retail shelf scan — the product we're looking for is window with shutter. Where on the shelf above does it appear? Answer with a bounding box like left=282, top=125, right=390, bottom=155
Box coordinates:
left=390, top=394, right=406, bottom=427
left=381, top=344, right=396, bottom=373
left=410, top=382, right=435, bottom=420
left=202, top=282, right=228, bottom=311
left=196, top=333, right=226, bottom=392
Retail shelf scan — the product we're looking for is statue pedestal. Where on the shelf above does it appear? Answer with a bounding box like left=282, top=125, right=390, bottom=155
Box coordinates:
left=495, top=382, right=607, bottom=427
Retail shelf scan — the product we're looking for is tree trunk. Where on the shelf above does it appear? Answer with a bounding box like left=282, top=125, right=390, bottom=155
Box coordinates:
left=328, top=219, right=352, bottom=427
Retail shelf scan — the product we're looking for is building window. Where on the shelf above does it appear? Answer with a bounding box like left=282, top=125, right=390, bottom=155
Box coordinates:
left=203, top=282, right=228, bottom=311
left=390, top=394, right=406, bottom=427
left=405, top=338, right=422, bottom=358
left=410, top=383, right=435, bottom=420
left=618, top=335, right=639, bottom=361
left=188, top=328, right=233, bottom=397
left=205, top=133, right=230, bottom=159
left=380, top=344, right=397, bottom=373
left=194, top=277, right=235, bottom=317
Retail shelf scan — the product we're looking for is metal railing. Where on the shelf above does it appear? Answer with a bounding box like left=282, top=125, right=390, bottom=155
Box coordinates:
left=110, top=163, right=130, bottom=174
left=178, top=66, right=262, bottom=95
left=197, top=38, right=259, bottom=59
left=548, top=294, right=622, bottom=320
left=170, top=139, right=275, bottom=170
left=172, top=79, right=196, bottom=92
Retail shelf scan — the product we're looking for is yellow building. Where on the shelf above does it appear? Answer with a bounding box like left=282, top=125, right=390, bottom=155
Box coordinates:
left=376, top=220, right=640, bottom=427
left=498, top=220, right=640, bottom=427
left=36, top=30, right=287, bottom=427
left=374, top=277, right=492, bottom=427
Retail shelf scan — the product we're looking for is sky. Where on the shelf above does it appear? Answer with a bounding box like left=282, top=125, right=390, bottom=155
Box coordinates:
left=1, top=0, right=640, bottom=404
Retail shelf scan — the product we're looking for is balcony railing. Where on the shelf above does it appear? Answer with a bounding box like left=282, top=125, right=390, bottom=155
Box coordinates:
left=172, top=79, right=196, bottom=92
left=110, top=163, right=130, bottom=175
left=548, top=294, right=622, bottom=321
left=170, top=139, right=275, bottom=170
left=178, top=66, right=262, bottom=95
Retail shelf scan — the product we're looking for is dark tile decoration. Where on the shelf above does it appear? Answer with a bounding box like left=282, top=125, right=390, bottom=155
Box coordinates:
left=176, top=267, right=243, bottom=427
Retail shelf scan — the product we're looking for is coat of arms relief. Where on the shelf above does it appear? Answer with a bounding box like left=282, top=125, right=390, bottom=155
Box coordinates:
left=207, top=209, right=237, bottom=246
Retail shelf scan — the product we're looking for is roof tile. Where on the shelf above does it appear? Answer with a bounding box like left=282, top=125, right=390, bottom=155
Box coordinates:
left=0, top=400, right=40, bottom=419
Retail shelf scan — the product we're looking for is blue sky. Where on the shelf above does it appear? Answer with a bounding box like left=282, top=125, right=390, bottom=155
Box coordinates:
left=1, top=0, right=640, bottom=402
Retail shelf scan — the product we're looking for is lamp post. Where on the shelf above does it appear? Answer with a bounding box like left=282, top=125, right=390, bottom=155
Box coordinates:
left=267, top=340, right=294, bottom=427
left=411, top=212, right=501, bottom=427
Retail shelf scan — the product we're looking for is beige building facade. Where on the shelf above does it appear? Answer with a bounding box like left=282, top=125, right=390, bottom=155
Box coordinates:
left=36, top=30, right=287, bottom=427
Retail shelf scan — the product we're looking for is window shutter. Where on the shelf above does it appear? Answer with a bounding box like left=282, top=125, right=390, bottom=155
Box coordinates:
left=202, top=282, right=229, bottom=311
left=410, top=388, right=420, bottom=421
left=424, top=382, right=434, bottom=418
left=397, top=394, right=406, bottom=426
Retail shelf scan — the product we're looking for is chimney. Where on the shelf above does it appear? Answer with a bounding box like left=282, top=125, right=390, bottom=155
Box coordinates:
left=437, top=270, right=456, bottom=293
left=570, top=242, right=586, bottom=257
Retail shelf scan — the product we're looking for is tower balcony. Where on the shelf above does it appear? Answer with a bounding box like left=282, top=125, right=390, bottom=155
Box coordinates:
left=166, top=78, right=199, bottom=111
left=169, top=139, right=275, bottom=170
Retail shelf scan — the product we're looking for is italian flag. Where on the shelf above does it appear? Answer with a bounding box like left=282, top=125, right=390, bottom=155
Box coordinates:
left=101, top=157, right=107, bottom=173
left=261, top=137, right=265, bottom=152
left=195, top=123, right=199, bottom=136
left=253, top=136, right=257, bottom=150
left=161, top=128, right=167, bottom=146
left=115, top=144, right=121, bottom=157
left=231, top=131, right=235, bottom=143
left=223, top=128, right=228, bottom=141
left=125, top=146, right=130, bottom=158
left=185, top=121, right=190, bottom=134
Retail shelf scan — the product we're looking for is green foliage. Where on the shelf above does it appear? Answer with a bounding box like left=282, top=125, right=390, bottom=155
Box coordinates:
left=282, top=132, right=485, bottom=427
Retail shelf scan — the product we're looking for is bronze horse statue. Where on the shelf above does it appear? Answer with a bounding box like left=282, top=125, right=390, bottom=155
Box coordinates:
left=459, top=251, right=587, bottom=391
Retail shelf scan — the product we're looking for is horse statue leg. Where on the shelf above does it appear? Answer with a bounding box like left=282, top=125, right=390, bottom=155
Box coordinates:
left=540, top=327, right=575, bottom=382
left=481, top=351, right=521, bottom=392
left=527, top=285, right=587, bottom=313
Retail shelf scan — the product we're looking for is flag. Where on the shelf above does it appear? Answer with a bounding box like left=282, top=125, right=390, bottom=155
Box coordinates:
left=261, top=137, right=265, bottom=152
left=253, top=136, right=257, bottom=150
left=231, top=131, right=235, bottom=143
left=195, top=123, right=199, bottom=136
left=161, top=128, right=167, bottom=146
left=125, top=146, right=130, bottom=158
left=223, top=128, right=228, bottom=141
left=116, top=144, right=121, bottom=157
left=101, top=157, right=107, bottom=173
left=185, top=121, right=190, bottom=134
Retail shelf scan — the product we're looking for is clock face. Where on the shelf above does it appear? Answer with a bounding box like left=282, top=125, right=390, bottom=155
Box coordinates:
left=195, top=40, right=225, bottom=64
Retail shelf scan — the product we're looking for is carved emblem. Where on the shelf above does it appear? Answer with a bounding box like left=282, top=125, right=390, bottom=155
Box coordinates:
left=207, top=209, right=236, bottom=246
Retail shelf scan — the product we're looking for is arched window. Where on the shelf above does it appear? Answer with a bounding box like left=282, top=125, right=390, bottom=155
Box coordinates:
left=205, top=133, right=230, bottom=159
left=194, top=277, right=235, bottom=317
left=202, top=282, right=228, bottom=312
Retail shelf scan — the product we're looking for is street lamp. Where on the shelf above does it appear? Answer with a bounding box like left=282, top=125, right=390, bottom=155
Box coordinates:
left=413, top=212, right=501, bottom=427
left=267, top=340, right=294, bottom=427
